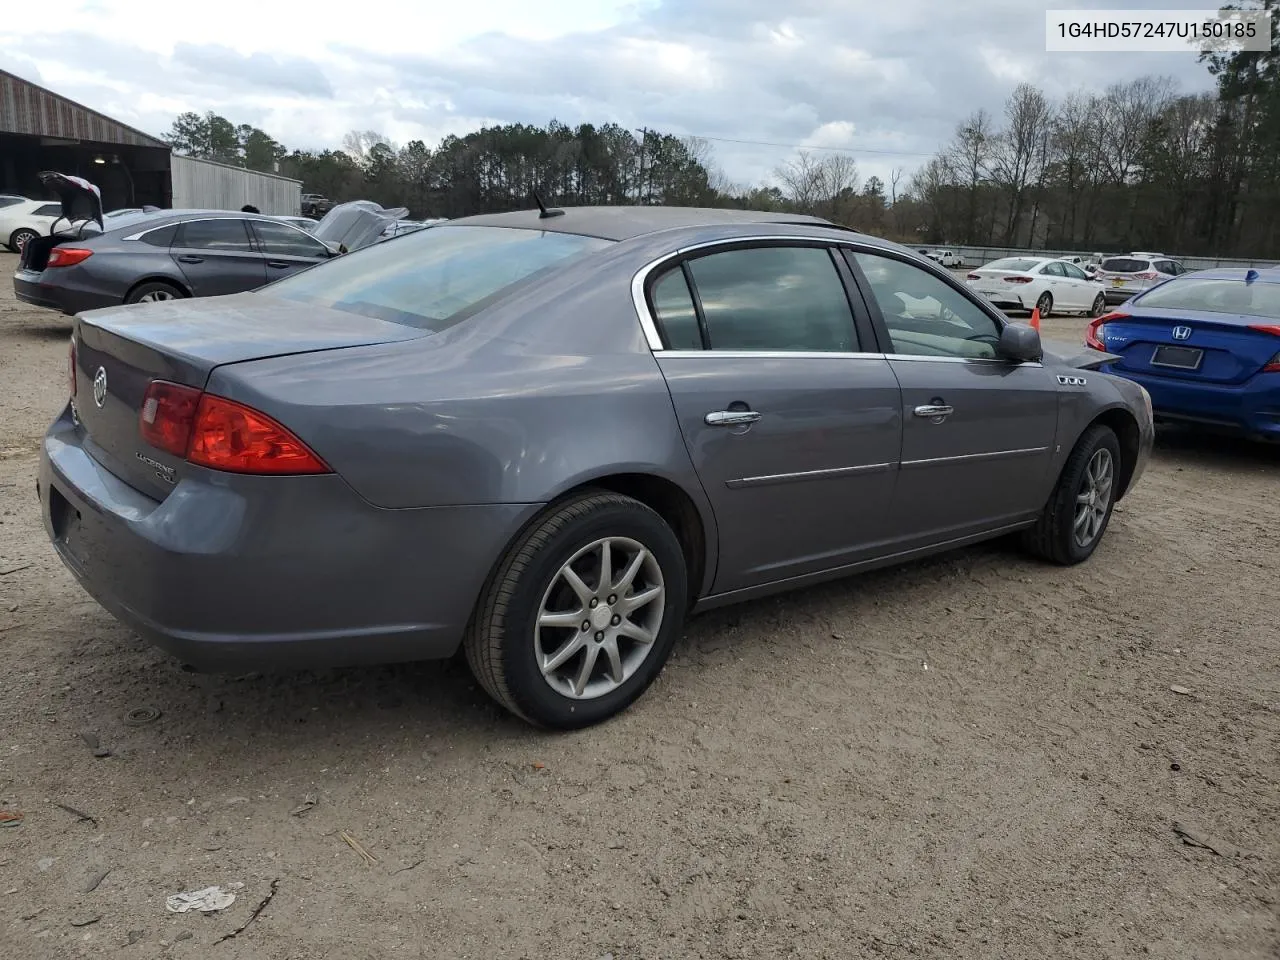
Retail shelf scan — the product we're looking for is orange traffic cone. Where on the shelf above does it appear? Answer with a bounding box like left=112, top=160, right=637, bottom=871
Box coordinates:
left=1029, top=306, right=1041, bottom=331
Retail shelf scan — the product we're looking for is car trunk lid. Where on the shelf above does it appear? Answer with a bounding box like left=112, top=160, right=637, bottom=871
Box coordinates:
left=70, top=293, right=426, bottom=499
left=1098, top=308, right=1280, bottom=383
left=311, top=200, right=408, bottom=253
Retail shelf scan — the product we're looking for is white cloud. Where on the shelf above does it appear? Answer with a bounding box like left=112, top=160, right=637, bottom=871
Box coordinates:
left=0, top=0, right=1217, bottom=184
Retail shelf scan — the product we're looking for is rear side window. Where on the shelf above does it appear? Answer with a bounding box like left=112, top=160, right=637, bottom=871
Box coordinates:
left=1042, top=262, right=1067, bottom=277
left=1154, top=260, right=1178, bottom=275
left=650, top=268, right=703, bottom=350
left=1135, top=277, right=1280, bottom=319
left=176, top=219, right=253, bottom=251
left=1101, top=258, right=1149, bottom=273
left=137, top=224, right=178, bottom=247
left=262, top=224, right=613, bottom=331
left=33, top=203, right=62, bottom=217
left=985, top=258, right=1040, bottom=271
left=684, top=246, right=859, bottom=352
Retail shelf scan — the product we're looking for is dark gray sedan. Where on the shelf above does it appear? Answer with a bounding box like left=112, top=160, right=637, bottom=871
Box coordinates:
left=14, top=200, right=400, bottom=316
left=38, top=206, right=1154, bottom=728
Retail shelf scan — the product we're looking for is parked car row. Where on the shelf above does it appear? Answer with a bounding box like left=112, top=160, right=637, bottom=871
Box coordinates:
left=13, top=172, right=406, bottom=316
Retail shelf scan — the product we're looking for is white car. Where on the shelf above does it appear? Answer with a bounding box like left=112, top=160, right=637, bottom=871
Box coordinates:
left=965, top=256, right=1107, bottom=318
left=0, top=198, right=66, bottom=254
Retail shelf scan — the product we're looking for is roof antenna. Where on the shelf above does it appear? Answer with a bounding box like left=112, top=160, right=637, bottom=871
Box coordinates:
left=532, top=190, right=564, bottom=219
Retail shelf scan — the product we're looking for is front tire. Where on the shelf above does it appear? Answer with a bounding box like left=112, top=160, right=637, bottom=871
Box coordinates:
left=1022, top=424, right=1121, bottom=565
left=9, top=228, right=38, bottom=255
left=464, top=490, right=688, bottom=728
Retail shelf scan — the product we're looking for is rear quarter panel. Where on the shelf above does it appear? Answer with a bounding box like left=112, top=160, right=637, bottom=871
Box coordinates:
left=204, top=241, right=718, bottom=529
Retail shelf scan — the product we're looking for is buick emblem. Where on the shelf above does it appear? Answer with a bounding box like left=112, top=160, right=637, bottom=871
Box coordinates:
left=92, top=367, right=108, bottom=408
left=1171, top=325, right=1192, bottom=341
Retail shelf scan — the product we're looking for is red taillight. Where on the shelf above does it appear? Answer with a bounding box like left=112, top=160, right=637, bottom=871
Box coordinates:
left=188, top=394, right=330, bottom=475
left=1264, top=355, right=1280, bottom=373
left=1135, top=271, right=1158, bottom=280
left=138, top=381, right=330, bottom=474
left=1248, top=324, right=1280, bottom=337
left=68, top=337, right=77, bottom=399
left=1086, top=312, right=1128, bottom=351
left=47, top=247, right=93, bottom=268
left=1006, top=276, right=1034, bottom=284
left=966, top=272, right=980, bottom=280
left=140, top=380, right=202, bottom=456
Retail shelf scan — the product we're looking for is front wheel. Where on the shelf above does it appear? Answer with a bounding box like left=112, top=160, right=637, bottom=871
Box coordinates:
left=464, top=491, right=688, bottom=728
left=9, top=228, right=38, bottom=255
left=1021, top=424, right=1121, bottom=565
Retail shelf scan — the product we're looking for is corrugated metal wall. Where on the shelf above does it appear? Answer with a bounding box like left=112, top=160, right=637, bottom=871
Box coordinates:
left=0, top=69, right=168, bottom=147
left=170, top=156, right=302, bottom=215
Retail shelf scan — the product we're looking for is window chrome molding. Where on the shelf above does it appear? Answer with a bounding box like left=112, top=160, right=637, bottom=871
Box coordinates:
left=725, top=462, right=894, bottom=489
left=658, top=349, right=888, bottom=361
left=900, top=446, right=1049, bottom=469
left=630, top=235, right=1027, bottom=362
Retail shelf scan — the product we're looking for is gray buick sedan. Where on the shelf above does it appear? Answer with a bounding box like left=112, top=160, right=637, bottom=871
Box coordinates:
left=38, top=206, right=1154, bottom=728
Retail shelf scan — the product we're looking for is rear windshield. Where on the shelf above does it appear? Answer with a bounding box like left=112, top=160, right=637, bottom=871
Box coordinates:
left=1101, top=258, right=1150, bottom=273
left=985, top=258, right=1040, bottom=271
left=1134, top=276, right=1280, bottom=320
left=261, top=225, right=613, bottom=330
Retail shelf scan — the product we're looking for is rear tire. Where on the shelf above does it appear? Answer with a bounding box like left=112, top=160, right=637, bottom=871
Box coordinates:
left=9, top=229, right=38, bottom=255
left=1021, top=424, right=1121, bottom=565
left=464, top=490, right=688, bottom=728
left=1035, top=292, right=1053, bottom=318
left=1089, top=292, right=1106, bottom=317
left=125, top=281, right=185, bottom=305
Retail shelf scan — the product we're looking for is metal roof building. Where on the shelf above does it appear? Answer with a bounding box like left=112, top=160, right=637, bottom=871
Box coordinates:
left=0, top=70, right=301, bottom=215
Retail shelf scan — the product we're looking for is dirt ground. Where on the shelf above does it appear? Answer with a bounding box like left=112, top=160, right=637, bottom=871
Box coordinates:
left=0, top=250, right=1276, bottom=960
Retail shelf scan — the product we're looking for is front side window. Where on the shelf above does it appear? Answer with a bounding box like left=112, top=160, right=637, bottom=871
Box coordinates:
left=852, top=251, right=1002, bottom=359
left=177, top=219, right=253, bottom=251
left=682, top=245, right=859, bottom=352
left=251, top=219, right=329, bottom=259
left=263, top=224, right=613, bottom=331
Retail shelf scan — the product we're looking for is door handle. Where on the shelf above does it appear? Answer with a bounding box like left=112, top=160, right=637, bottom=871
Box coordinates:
left=177, top=255, right=204, bottom=264
left=914, top=404, right=954, bottom=419
left=705, top=410, right=761, bottom=426
left=266, top=260, right=290, bottom=269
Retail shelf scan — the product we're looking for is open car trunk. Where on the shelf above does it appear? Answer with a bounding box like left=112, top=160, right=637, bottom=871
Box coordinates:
left=311, top=200, right=409, bottom=253
left=18, top=172, right=105, bottom=273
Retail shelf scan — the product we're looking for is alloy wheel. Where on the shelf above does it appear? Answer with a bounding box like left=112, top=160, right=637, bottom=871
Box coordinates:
left=535, top=536, right=666, bottom=699
left=1073, top=448, right=1114, bottom=547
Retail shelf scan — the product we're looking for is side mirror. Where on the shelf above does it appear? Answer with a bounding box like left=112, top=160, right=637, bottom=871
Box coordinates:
left=998, top=322, right=1042, bottom=363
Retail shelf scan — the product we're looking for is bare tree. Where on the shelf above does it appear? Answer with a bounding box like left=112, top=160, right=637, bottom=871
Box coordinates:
left=990, top=84, right=1054, bottom=244
left=342, top=130, right=394, bottom=163
left=774, top=152, right=860, bottom=219
left=947, top=110, right=996, bottom=242
left=1100, top=76, right=1176, bottom=186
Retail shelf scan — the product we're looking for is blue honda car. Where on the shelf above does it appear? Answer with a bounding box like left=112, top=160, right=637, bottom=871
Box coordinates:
left=1085, top=267, right=1280, bottom=442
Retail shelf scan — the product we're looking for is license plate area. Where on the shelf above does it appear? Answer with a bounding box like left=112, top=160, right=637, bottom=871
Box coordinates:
left=49, top=485, right=87, bottom=570
left=1151, top=344, right=1203, bottom=370
left=1111, top=278, right=1127, bottom=287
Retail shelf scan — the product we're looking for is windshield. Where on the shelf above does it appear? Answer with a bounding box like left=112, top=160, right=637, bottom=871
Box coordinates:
left=985, top=258, right=1040, bottom=271
left=1134, top=276, right=1280, bottom=320
left=261, top=224, right=614, bottom=330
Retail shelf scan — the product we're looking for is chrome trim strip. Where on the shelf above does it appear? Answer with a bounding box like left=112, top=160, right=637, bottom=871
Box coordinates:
left=725, top=462, right=894, bottom=489
left=657, top=350, right=887, bottom=361
left=121, top=214, right=302, bottom=244
left=900, top=446, right=1049, bottom=469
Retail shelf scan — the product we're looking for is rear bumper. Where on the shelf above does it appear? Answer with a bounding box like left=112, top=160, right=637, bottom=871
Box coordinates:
left=1105, top=367, right=1280, bottom=440
left=39, top=409, right=540, bottom=670
left=1103, top=286, right=1141, bottom=304
left=13, top=268, right=115, bottom=316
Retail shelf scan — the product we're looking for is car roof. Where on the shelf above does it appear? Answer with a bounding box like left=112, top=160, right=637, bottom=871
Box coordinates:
left=447, top=205, right=833, bottom=241
left=1166, top=267, right=1280, bottom=284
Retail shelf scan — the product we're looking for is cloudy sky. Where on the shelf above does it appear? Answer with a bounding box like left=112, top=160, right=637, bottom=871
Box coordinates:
left=0, top=0, right=1219, bottom=189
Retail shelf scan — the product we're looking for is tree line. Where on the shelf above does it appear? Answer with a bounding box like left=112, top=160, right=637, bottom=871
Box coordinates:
left=162, top=0, right=1280, bottom=257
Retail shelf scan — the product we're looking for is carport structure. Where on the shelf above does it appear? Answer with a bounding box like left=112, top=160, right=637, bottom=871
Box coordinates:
left=0, top=69, right=171, bottom=211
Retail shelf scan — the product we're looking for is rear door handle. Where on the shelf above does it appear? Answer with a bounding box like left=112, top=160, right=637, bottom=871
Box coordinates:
left=914, top=404, right=954, bottom=419
left=177, top=255, right=204, bottom=264
left=266, top=260, right=290, bottom=269
left=705, top=410, right=761, bottom=426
